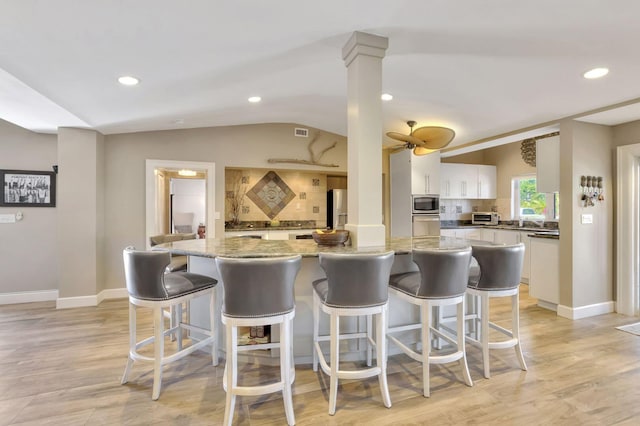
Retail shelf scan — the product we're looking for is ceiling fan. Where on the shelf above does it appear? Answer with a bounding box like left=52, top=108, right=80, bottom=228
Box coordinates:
left=387, top=120, right=455, bottom=155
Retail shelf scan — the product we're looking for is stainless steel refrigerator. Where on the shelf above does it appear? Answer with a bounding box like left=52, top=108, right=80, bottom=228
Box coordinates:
left=327, top=189, right=347, bottom=229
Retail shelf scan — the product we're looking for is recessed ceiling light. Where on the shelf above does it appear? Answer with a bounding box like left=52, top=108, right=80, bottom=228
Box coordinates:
left=381, top=93, right=393, bottom=101
left=118, top=75, right=140, bottom=86
left=248, top=96, right=262, bottom=103
left=178, top=169, right=197, bottom=177
left=583, top=67, right=609, bottom=79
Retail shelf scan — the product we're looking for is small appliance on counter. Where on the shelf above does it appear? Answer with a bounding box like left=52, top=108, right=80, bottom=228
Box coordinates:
left=471, top=212, right=500, bottom=225
left=327, top=189, right=347, bottom=229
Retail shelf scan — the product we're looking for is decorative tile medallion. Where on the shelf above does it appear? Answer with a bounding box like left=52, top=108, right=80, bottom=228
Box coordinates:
left=246, top=171, right=296, bottom=219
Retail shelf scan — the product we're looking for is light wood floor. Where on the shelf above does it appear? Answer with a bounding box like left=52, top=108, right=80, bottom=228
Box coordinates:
left=2, top=286, right=640, bottom=425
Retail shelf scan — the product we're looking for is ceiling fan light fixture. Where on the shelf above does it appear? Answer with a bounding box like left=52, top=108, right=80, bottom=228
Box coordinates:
left=248, top=96, right=262, bottom=103
left=381, top=93, right=393, bottom=101
left=386, top=121, right=455, bottom=155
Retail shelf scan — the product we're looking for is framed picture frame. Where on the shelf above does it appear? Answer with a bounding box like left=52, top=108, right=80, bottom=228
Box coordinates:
left=0, top=169, right=56, bottom=207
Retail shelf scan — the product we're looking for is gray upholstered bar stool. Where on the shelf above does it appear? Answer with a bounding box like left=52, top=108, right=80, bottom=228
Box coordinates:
left=466, top=243, right=527, bottom=378
left=215, top=255, right=302, bottom=426
left=387, top=247, right=474, bottom=397
left=312, top=251, right=395, bottom=416
left=121, top=247, right=218, bottom=400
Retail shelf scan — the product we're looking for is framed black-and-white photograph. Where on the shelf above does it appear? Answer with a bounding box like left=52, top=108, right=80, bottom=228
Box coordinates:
left=0, top=169, right=56, bottom=207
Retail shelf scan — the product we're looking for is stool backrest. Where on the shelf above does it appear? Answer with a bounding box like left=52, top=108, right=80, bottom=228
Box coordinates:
left=318, top=251, right=395, bottom=307
left=215, top=255, right=302, bottom=317
left=469, top=243, right=525, bottom=290
left=123, top=247, right=171, bottom=299
left=412, top=247, right=472, bottom=298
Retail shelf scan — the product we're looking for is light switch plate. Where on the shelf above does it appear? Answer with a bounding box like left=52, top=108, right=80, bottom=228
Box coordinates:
left=0, top=214, right=16, bottom=223
left=581, top=213, right=593, bottom=224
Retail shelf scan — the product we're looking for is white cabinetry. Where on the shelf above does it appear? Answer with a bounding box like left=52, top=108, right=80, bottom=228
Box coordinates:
left=410, top=151, right=441, bottom=194
left=529, top=237, right=559, bottom=308
left=477, top=165, right=497, bottom=199
left=536, top=135, right=560, bottom=193
left=519, top=231, right=531, bottom=282
left=390, top=150, right=441, bottom=237
left=441, top=228, right=482, bottom=240
left=440, top=163, right=496, bottom=199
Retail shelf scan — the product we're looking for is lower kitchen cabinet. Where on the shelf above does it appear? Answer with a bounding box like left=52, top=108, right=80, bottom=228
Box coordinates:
left=529, top=237, right=559, bottom=309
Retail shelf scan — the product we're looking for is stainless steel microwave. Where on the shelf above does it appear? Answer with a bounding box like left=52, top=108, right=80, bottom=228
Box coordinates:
left=412, top=194, right=440, bottom=214
left=471, top=212, right=499, bottom=225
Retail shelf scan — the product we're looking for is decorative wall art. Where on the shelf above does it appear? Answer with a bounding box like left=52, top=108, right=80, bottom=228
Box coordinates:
left=246, top=171, right=296, bottom=219
left=0, top=169, right=56, bottom=207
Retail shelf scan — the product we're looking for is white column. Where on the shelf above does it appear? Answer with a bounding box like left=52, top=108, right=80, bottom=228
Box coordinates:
left=342, top=31, right=388, bottom=248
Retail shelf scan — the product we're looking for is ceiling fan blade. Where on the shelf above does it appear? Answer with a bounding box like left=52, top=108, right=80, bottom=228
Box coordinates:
left=413, top=146, right=438, bottom=156
left=412, top=126, right=456, bottom=149
left=386, top=131, right=424, bottom=146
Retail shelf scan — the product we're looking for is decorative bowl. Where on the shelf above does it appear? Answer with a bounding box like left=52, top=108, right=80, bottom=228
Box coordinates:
left=311, top=229, right=350, bottom=246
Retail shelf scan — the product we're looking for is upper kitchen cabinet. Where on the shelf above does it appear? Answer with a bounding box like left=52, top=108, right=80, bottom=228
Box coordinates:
left=410, top=151, right=441, bottom=194
left=536, top=135, right=560, bottom=193
left=390, top=150, right=441, bottom=237
left=440, top=163, right=496, bottom=199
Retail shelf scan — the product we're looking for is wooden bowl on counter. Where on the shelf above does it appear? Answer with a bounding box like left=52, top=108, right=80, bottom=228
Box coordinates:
left=311, top=230, right=350, bottom=246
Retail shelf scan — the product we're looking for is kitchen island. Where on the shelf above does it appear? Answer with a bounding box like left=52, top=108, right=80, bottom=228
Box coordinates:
left=155, top=236, right=480, bottom=364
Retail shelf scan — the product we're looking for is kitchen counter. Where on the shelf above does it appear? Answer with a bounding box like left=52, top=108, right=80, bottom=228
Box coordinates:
left=441, top=222, right=559, bottom=239
left=155, top=236, right=473, bottom=258
left=156, top=235, right=486, bottom=365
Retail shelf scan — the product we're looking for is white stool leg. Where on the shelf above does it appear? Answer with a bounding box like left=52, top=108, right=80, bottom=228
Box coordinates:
left=312, top=292, right=319, bottom=372
left=281, top=318, right=295, bottom=425
left=121, top=301, right=136, bottom=384
left=377, top=305, right=391, bottom=408
left=152, top=306, right=164, bottom=401
left=366, top=314, right=373, bottom=367
left=209, top=290, right=218, bottom=366
left=512, top=290, right=527, bottom=371
left=223, top=323, right=237, bottom=426
left=328, top=312, right=339, bottom=416
left=421, top=303, right=431, bottom=397
left=176, top=303, right=183, bottom=351
left=458, top=298, right=473, bottom=387
left=481, top=294, right=491, bottom=379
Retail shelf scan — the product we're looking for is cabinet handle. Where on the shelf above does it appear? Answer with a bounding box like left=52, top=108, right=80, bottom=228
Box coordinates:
left=426, top=175, right=430, bottom=193
left=478, top=181, right=481, bottom=197
left=462, top=181, right=466, bottom=197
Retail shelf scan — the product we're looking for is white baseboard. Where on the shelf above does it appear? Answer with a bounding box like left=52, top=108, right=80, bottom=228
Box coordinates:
left=97, top=288, right=128, bottom=304
left=56, top=287, right=128, bottom=309
left=56, top=294, right=99, bottom=309
left=0, top=290, right=59, bottom=305
left=557, top=301, right=615, bottom=320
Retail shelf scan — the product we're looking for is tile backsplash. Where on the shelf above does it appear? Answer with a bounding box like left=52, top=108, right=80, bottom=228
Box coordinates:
left=439, top=199, right=498, bottom=221
left=226, top=168, right=328, bottom=227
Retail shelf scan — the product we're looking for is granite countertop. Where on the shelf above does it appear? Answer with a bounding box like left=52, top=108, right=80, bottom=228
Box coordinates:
left=224, top=226, right=317, bottom=232
left=441, top=222, right=559, bottom=239
left=154, top=236, right=481, bottom=258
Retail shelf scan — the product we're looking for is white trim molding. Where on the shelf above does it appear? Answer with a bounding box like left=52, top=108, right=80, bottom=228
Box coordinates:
left=616, top=144, right=640, bottom=316
left=0, top=290, right=59, bottom=305
left=557, top=301, right=615, bottom=320
left=56, top=287, right=129, bottom=309
left=145, top=159, right=216, bottom=249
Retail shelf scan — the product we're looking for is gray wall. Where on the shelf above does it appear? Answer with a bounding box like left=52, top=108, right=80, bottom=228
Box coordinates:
left=103, top=123, right=347, bottom=290
left=559, top=120, right=613, bottom=308
left=0, top=119, right=57, bottom=293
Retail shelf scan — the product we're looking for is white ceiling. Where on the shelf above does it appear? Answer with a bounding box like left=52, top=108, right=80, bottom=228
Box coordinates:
left=2, top=0, right=640, bottom=150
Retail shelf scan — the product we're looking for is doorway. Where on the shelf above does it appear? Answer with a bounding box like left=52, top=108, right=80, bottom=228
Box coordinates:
left=145, top=159, right=216, bottom=249
left=616, top=144, right=640, bottom=316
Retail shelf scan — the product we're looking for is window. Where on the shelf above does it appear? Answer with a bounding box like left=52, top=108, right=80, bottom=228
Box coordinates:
left=511, top=175, right=559, bottom=221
